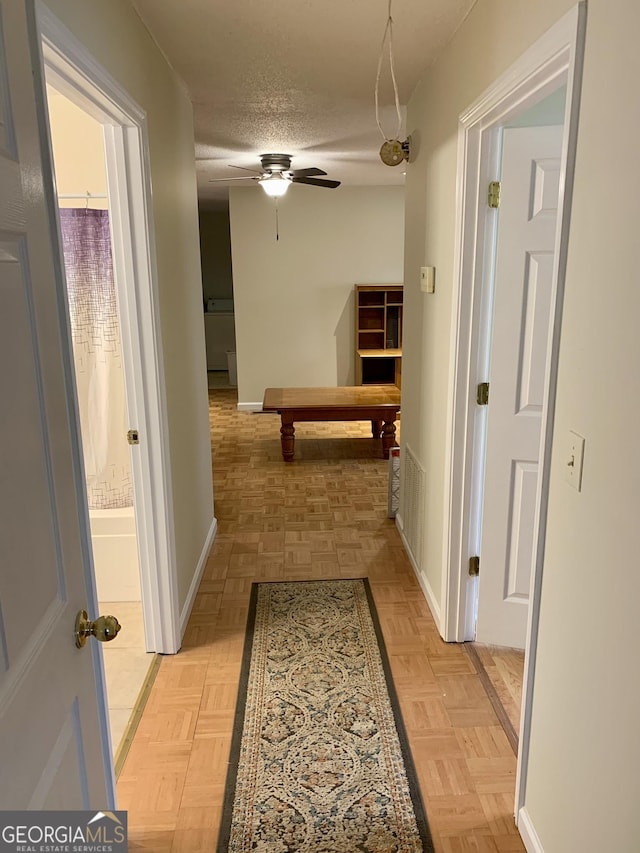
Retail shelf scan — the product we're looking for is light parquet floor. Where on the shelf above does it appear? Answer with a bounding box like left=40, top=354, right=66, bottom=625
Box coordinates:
left=470, top=645, right=525, bottom=747
left=117, top=388, right=525, bottom=852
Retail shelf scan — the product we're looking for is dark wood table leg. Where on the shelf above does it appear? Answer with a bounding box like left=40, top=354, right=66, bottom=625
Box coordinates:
left=381, top=418, right=397, bottom=458
left=371, top=419, right=383, bottom=439
left=280, top=415, right=295, bottom=461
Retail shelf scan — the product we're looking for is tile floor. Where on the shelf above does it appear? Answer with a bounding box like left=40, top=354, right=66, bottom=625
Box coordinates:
left=99, top=600, right=155, bottom=755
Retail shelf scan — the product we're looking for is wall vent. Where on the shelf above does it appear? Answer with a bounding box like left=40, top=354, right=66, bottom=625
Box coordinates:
left=401, top=443, right=426, bottom=567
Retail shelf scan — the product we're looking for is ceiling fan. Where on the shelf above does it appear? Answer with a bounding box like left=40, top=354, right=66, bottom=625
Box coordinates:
left=209, top=153, right=341, bottom=197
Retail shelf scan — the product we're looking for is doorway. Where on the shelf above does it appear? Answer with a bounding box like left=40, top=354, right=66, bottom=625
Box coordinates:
left=37, top=4, right=182, bottom=774
left=45, top=85, right=155, bottom=763
left=440, top=3, right=586, bottom=829
left=457, top=87, right=568, bottom=762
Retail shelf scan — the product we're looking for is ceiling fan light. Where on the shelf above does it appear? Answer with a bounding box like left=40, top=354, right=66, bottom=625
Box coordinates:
left=260, top=174, right=291, bottom=197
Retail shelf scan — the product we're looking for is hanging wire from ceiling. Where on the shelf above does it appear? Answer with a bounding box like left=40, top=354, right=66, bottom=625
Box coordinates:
left=374, top=0, right=402, bottom=143
left=374, top=0, right=411, bottom=167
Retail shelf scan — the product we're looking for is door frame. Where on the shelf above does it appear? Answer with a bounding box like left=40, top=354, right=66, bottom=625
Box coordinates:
left=439, top=1, right=586, bottom=820
left=36, top=3, right=181, bottom=654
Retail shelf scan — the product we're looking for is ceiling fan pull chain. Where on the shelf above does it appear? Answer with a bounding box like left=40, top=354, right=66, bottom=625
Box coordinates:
left=374, top=0, right=403, bottom=143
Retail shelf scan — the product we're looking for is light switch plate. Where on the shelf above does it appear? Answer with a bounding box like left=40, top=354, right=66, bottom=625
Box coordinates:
left=565, top=430, right=585, bottom=491
left=420, top=266, right=435, bottom=293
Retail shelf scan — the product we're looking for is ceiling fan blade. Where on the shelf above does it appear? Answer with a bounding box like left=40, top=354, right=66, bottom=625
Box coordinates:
left=208, top=176, right=257, bottom=182
left=289, top=167, right=327, bottom=177
left=291, top=176, right=341, bottom=189
left=229, top=164, right=263, bottom=174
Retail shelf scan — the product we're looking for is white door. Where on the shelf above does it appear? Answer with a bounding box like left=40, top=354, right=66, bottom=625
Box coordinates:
left=476, top=125, right=563, bottom=649
left=0, top=1, right=113, bottom=807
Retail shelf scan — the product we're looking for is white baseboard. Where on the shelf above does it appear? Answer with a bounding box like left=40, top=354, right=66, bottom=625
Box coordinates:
left=518, top=807, right=544, bottom=853
left=395, top=513, right=441, bottom=632
left=179, top=516, right=218, bottom=640
left=237, top=402, right=263, bottom=412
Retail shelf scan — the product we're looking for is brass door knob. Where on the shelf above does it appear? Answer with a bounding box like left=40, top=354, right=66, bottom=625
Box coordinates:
left=75, top=609, right=121, bottom=648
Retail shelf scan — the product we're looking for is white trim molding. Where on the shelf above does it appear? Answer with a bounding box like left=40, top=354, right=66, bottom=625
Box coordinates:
left=180, top=517, right=218, bottom=640
left=37, top=3, right=181, bottom=655
left=237, top=402, right=264, bottom=413
left=395, top=515, right=441, bottom=633
left=518, top=808, right=545, bottom=853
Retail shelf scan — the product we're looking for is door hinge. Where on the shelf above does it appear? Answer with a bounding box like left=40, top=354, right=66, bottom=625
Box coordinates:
left=488, top=181, right=501, bottom=208
left=477, top=382, right=490, bottom=406
left=469, top=556, right=480, bottom=577
left=127, top=429, right=139, bottom=446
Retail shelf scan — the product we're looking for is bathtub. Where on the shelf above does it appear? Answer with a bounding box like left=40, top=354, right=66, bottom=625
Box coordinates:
left=89, top=506, right=141, bottom=602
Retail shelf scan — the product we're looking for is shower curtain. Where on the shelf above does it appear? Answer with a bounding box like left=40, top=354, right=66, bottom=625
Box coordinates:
left=59, top=208, right=133, bottom=510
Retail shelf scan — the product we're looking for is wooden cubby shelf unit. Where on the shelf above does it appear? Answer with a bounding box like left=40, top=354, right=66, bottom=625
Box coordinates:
left=355, top=284, right=403, bottom=387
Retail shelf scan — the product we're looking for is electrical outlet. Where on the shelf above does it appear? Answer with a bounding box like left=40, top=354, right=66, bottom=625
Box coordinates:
left=420, top=266, right=435, bottom=293
left=564, top=430, right=585, bottom=491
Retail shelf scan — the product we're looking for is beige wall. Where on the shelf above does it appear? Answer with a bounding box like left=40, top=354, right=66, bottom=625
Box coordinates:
left=229, top=186, right=405, bottom=405
left=404, top=0, right=640, bottom=847
left=45, top=0, right=213, bottom=611
left=199, top=210, right=233, bottom=303
left=46, top=88, right=108, bottom=207
left=525, top=1, right=640, bottom=848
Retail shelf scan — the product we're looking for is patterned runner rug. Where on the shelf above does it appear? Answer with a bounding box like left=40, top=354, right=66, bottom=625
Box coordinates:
left=218, top=579, right=434, bottom=852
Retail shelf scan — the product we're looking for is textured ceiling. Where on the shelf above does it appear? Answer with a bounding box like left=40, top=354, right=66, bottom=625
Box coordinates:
left=132, top=0, right=477, bottom=208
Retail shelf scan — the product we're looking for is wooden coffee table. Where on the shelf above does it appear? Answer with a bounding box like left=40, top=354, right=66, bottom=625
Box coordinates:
left=262, top=385, right=401, bottom=461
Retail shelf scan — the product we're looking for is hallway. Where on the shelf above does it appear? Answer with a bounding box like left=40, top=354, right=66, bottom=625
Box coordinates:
left=117, top=388, right=524, bottom=852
